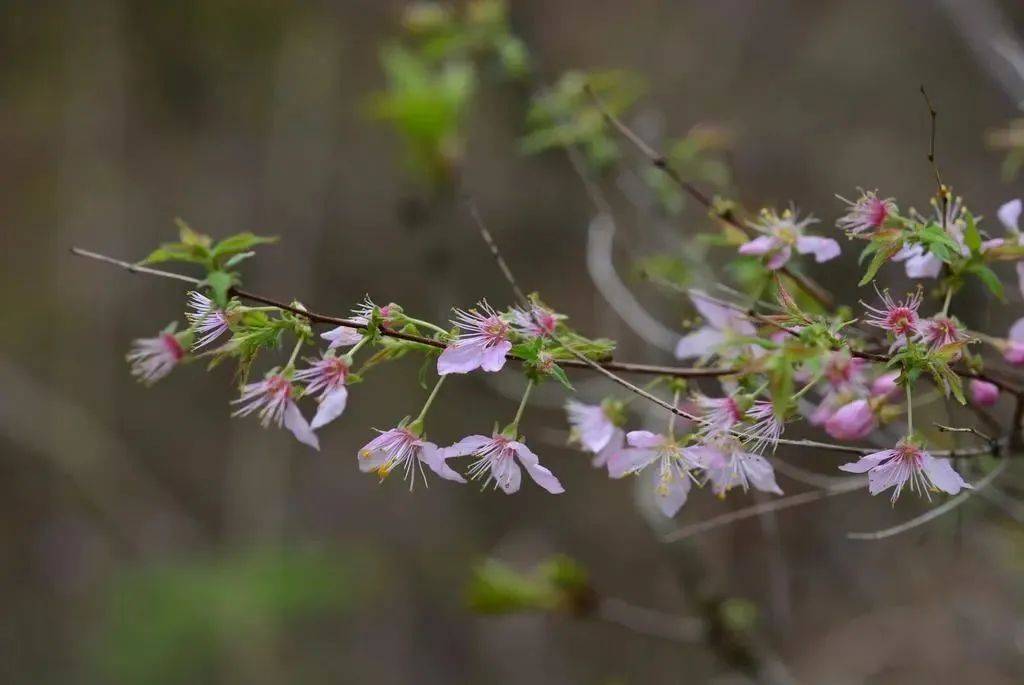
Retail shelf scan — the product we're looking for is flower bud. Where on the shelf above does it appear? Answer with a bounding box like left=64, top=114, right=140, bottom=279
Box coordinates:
left=870, top=371, right=901, bottom=400
left=824, top=399, right=877, bottom=441
left=969, top=379, right=1000, bottom=407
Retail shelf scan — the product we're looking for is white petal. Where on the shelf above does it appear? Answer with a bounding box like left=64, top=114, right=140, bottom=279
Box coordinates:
left=998, top=198, right=1022, bottom=232
left=625, top=430, right=663, bottom=449
left=607, top=448, right=656, bottom=478
left=796, top=235, right=841, bottom=262
left=654, top=474, right=691, bottom=517
left=674, top=326, right=727, bottom=360
left=310, top=387, right=348, bottom=429
left=436, top=340, right=488, bottom=375
left=742, top=453, right=784, bottom=495
left=511, top=442, right=564, bottom=494
left=479, top=340, right=512, bottom=372
left=420, top=443, right=466, bottom=483
left=921, top=455, right=970, bottom=495
left=321, top=325, right=362, bottom=349
left=444, top=434, right=493, bottom=458
left=283, top=402, right=320, bottom=450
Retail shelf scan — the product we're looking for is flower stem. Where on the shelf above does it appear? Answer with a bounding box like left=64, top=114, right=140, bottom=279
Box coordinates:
left=404, top=317, right=450, bottom=337
left=508, top=379, right=535, bottom=435
left=286, top=336, right=304, bottom=370
left=906, top=382, right=914, bottom=436
left=941, top=286, right=954, bottom=317
left=345, top=335, right=371, bottom=360
left=414, top=375, right=447, bottom=425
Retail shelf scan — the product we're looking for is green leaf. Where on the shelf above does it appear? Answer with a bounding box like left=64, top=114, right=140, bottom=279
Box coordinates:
left=859, top=239, right=902, bottom=286
left=211, top=233, right=278, bottom=260
left=964, top=211, right=981, bottom=253
left=968, top=264, right=1005, bottom=300
left=203, top=271, right=234, bottom=308
left=546, top=363, right=574, bottom=391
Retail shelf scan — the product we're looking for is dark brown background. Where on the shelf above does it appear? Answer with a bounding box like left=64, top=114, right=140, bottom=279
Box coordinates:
left=3, top=1, right=1024, bottom=683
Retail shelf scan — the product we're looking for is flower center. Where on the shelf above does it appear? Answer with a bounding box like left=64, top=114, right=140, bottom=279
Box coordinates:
left=161, top=333, right=185, bottom=360
left=886, top=307, right=917, bottom=335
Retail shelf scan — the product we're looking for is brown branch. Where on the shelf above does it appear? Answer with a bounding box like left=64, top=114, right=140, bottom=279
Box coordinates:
left=583, top=83, right=835, bottom=311
left=70, top=247, right=731, bottom=380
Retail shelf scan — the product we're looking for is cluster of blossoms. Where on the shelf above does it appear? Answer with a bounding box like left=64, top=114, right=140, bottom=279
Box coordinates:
left=118, top=181, right=1024, bottom=524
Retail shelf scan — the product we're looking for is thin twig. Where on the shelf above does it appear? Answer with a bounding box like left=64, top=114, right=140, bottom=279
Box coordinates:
left=70, top=247, right=732, bottom=380
left=846, top=459, right=1008, bottom=541
left=597, top=598, right=703, bottom=644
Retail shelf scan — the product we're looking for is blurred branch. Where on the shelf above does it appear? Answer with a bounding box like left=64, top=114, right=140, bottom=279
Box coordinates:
left=583, top=83, right=835, bottom=310
left=846, top=458, right=1009, bottom=541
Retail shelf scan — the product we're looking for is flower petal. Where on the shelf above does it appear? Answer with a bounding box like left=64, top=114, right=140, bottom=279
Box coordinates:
left=765, top=244, right=792, bottom=270
left=479, top=339, right=512, bottom=373
left=492, top=457, right=522, bottom=494
left=921, top=454, right=970, bottom=495
left=626, top=430, right=664, bottom=449
left=838, top=449, right=894, bottom=474
left=654, top=473, right=691, bottom=517
left=511, top=442, right=564, bottom=494
left=436, top=340, right=489, bottom=375
left=738, top=235, right=778, bottom=256
left=742, top=453, right=784, bottom=495
left=674, top=326, right=727, bottom=360
left=310, top=386, right=348, bottom=429
left=283, top=402, right=320, bottom=450
left=607, top=448, right=656, bottom=479
left=795, top=235, right=841, bottom=262
left=321, top=325, right=362, bottom=349
left=443, top=434, right=493, bottom=458
left=420, top=443, right=466, bottom=483
left=998, top=198, right=1022, bottom=232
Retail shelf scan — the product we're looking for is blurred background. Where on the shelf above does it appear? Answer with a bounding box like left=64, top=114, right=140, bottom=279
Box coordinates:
left=4, top=1, right=1024, bottom=682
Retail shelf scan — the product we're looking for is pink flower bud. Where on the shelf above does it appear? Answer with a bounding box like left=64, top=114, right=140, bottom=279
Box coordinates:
left=870, top=371, right=901, bottom=400
left=969, top=379, right=1000, bottom=407
left=824, top=399, right=876, bottom=441
left=1005, top=342, right=1024, bottom=366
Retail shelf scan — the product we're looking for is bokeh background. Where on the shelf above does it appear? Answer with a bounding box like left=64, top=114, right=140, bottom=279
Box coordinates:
left=4, top=1, right=1024, bottom=683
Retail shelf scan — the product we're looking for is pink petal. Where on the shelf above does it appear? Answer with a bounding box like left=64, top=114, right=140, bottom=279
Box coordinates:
left=838, top=450, right=894, bottom=474
left=283, top=402, right=320, bottom=450
left=765, top=244, right=793, bottom=270
left=444, top=434, right=492, bottom=458
left=608, top=448, right=656, bottom=479
left=866, top=460, right=905, bottom=496
left=796, top=235, right=841, bottom=263
left=510, top=442, right=564, bottom=494
left=654, top=474, right=691, bottom=517
left=999, top=199, right=1022, bottom=232
left=592, top=428, right=624, bottom=469
left=626, top=430, right=664, bottom=449
left=738, top=235, right=778, bottom=256
left=492, top=457, right=522, bottom=494
left=921, top=454, right=970, bottom=495
left=1010, top=317, right=1024, bottom=344
left=310, top=386, right=348, bottom=429
left=437, top=340, right=489, bottom=375
left=742, top=453, right=783, bottom=495
left=321, top=325, right=362, bottom=350
left=479, top=339, right=512, bottom=372
left=1017, top=261, right=1024, bottom=302
left=420, top=443, right=466, bottom=483
left=904, top=250, right=942, bottom=279
left=674, top=326, right=727, bottom=360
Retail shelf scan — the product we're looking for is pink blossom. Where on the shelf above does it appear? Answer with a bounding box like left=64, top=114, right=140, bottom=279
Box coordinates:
left=824, top=399, right=876, bottom=440
left=359, top=427, right=464, bottom=487
left=1004, top=318, right=1024, bottom=365
left=437, top=301, right=512, bottom=375
left=918, top=316, right=968, bottom=354
left=444, top=434, right=563, bottom=494
left=127, top=330, right=186, bottom=384
left=969, top=379, right=1000, bottom=407
left=690, top=438, right=783, bottom=497
left=997, top=199, right=1024, bottom=300
left=321, top=326, right=362, bottom=350
left=185, top=291, right=232, bottom=349
left=870, top=371, right=902, bottom=400
left=293, top=354, right=350, bottom=429
left=823, top=351, right=867, bottom=391
left=608, top=431, right=703, bottom=517
left=231, top=374, right=319, bottom=450
left=739, top=401, right=785, bottom=453
left=892, top=244, right=943, bottom=279
left=837, top=190, right=896, bottom=235
left=565, top=400, right=625, bottom=469
left=509, top=304, right=560, bottom=339
left=862, top=289, right=922, bottom=343
left=739, top=208, right=840, bottom=270
left=675, top=290, right=757, bottom=360
left=697, top=395, right=745, bottom=433
left=839, top=441, right=970, bottom=502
